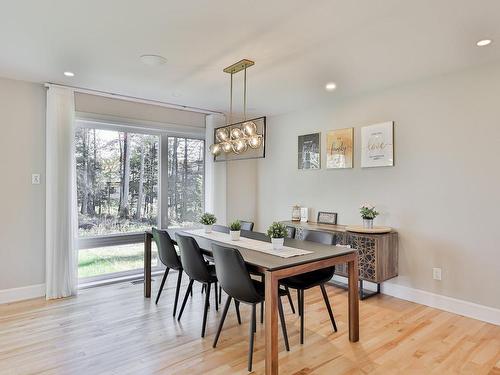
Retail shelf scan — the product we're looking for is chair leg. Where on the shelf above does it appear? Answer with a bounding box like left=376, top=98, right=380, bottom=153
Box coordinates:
left=260, top=301, right=264, bottom=324
left=214, top=281, right=219, bottom=311
left=297, top=289, right=302, bottom=316
left=300, top=289, right=304, bottom=344
left=278, top=297, right=290, bottom=351
left=284, top=286, right=295, bottom=314
left=219, top=284, right=222, bottom=304
left=155, top=267, right=170, bottom=305
left=172, top=270, right=182, bottom=316
left=201, top=282, right=211, bottom=338
left=177, top=279, right=194, bottom=321
left=248, top=303, right=256, bottom=372
left=213, top=296, right=232, bottom=348
left=320, top=284, right=337, bottom=332
left=201, top=284, right=206, bottom=294
left=235, top=300, right=242, bottom=325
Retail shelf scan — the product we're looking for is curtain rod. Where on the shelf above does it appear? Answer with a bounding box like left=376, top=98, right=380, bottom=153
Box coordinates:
left=45, top=82, right=224, bottom=115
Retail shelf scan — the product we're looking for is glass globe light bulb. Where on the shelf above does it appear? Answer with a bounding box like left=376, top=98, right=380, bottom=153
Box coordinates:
left=248, top=135, right=262, bottom=149
left=242, top=121, right=257, bottom=136
left=216, top=128, right=229, bottom=142
left=231, top=127, right=244, bottom=140
left=210, top=143, right=221, bottom=156
left=232, top=139, right=247, bottom=154
left=221, top=142, right=232, bottom=153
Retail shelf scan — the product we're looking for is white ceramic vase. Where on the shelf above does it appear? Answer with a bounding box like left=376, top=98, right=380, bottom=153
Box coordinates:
left=271, top=237, right=284, bottom=250
left=203, top=224, right=213, bottom=233
left=230, top=230, right=241, bottom=240
left=363, top=219, right=374, bottom=229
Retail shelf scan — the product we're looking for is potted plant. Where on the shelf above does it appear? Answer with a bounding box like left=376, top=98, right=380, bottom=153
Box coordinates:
left=200, top=213, right=217, bottom=233
left=229, top=220, right=241, bottom=240
left=267, top=222, right=287, bottom=250
left=360, top=204, right=379, bottom=229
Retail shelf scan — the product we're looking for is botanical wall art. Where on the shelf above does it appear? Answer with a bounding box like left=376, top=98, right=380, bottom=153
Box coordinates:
left=326, top=127, right=353, bottom=169
left=298, top=133, right=321, bottom=169
left=361, top=121, right=394, bottom=168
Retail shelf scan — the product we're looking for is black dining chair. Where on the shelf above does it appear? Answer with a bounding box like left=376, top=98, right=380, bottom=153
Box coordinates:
left=239, top=220, right=254, bottom=231
left=240, top=230, right=296, bottom=316
left=211, top=244, right=290, bottom=372
left=176, top=233, right=220, bottom=337
left=152, top=228, right=184, bottom=316
left=281, top=229, right=338, bottom=344
left=212, top=224, right=230, bottom=234
left=285, top=226, right=296, bottom=239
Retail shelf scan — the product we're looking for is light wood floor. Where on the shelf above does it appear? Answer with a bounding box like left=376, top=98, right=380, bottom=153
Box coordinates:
left=1, top=273, right=499, bottom=375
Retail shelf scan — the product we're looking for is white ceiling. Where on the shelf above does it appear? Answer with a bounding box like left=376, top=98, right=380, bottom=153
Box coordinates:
left=1, top=0, right=500, bottom=116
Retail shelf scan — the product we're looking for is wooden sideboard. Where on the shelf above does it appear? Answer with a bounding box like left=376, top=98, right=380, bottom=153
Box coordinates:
left=281, top=221, right=398, bottom=299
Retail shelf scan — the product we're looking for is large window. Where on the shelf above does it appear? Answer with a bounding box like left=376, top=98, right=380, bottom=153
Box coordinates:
left=74, top=124, right=205, bottom=282
left=167, top=137, right=205, bottom=227
left=75, top=128, right=159, bottom=236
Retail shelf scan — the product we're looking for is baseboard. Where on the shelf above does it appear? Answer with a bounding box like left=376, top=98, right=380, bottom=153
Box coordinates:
left=381, top=282, right=500, bottom=326
left=0, top=284, right=46, bottom=305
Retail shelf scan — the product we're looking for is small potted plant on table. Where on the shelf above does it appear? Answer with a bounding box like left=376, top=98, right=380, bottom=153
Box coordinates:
left=200, top=213, right=217, bottom=233
left=267, top=222, right=287, bottom=250
left=229, top=220, right=241, bottom=240
left=360, top=204, right=379, bottom=229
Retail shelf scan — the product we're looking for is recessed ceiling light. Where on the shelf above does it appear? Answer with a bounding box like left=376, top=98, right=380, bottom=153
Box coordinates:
left=63, top=71, right=75, bottom=77
left=476, top=39, right=492, bottom=47
left=140, top=54, right=167, bottom=66
left=325, top=82, right=337, bottom=91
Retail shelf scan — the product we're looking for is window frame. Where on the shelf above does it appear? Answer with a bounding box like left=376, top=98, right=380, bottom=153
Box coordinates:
left=74, top=118, right=205, bottom=281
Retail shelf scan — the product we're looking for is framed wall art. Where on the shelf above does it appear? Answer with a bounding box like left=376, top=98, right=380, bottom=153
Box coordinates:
left=298, top=132, right=321, bottom=169
left=326, top=127, right=353, bottom=169
left=317, top=211, right=338, bottom=225
left=361, top=121, right=394, bottom=168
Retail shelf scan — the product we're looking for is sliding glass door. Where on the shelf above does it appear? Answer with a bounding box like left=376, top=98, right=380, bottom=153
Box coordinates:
left=75, top=122, right=205, bottom=282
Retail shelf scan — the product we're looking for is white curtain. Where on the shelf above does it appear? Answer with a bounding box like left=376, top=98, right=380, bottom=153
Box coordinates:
left=205, top=114, right=227, bottom=225
left=45, top=86, right=78, bottom=299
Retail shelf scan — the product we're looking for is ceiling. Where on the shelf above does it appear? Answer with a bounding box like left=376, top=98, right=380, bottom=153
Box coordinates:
left=1, top=0, right=500, bottom=116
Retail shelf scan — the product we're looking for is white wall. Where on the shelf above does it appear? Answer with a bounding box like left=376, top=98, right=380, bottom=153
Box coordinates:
left=0, top=78, right=46, bottom=291
left=226, top=63, right=500, bottom=310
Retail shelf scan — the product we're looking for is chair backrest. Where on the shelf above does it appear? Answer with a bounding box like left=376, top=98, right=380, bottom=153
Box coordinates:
left=212, top=224, right=230, bottom=234
left=241, top=230, right=269, bottom=242
left=211, top=244, right=262, bottom=304
left=175, top=233, right=212, bottom=282
left=285, top=226, right=296, bottom=239
left=152, top=228, right=182, bottom=270
left=302, top=229, right=336, bottom=245
left=239, top=220, right=254, bottom=231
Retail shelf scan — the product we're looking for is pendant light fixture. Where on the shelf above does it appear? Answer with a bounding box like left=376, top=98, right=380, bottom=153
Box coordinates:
left=210, top=59, right=264, bottom=158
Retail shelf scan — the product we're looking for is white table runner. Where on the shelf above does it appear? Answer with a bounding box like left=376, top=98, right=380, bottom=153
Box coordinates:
left=183, top=229, right=313, bottom=258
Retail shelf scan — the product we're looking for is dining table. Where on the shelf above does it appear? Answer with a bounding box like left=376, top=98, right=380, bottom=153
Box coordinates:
left=143, top=228, right=359, bottom=375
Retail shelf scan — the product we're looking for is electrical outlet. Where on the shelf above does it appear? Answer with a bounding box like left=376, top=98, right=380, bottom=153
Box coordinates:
left=433, top=267, right=442, bottom=281
left=32, top=174, right=40, bottom=185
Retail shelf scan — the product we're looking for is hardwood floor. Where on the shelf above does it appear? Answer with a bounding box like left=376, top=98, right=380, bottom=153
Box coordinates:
left=0, top=273, right=499, bottom=375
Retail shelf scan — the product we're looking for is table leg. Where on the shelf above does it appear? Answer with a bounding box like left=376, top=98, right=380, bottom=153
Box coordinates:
left=265, top=271, right=279, bottom=375
left=347, top=255, right=359, bottom=342
left=144, top=232, right=152, bottom=298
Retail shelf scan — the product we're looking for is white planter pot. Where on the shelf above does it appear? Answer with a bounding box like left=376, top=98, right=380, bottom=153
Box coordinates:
left=230, top=230, right=241, bottom=241
left=203, top=224, right=213, bottom=233
left=271, top=237, right=284, bottom=250
left=363, top=219, right=374, bottom=229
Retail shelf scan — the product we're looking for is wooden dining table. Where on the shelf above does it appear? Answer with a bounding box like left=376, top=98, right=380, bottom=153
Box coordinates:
left=143, top=228, right=359, bottom=375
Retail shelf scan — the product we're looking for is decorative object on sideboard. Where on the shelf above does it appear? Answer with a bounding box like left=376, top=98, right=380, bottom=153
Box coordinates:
left=200, top=212, right=217, bottom=233
left=210, top=59, right=266, bottom=161
left=361, top=121, right=394, bottom=168
left=300, top=207, right=309, bottom=222
left=298, top=132, right=321, bottom=169
left=292, top=205, right=301, bottom=222
left=326, top=128, right=354, bottom=169
left=229, top=220, right=241, bottom=240
left=360, top=204, right=379, bottom=229
left=267, top=222, right=287, bottom=250
left=317, top=211, right=338, bottom=225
